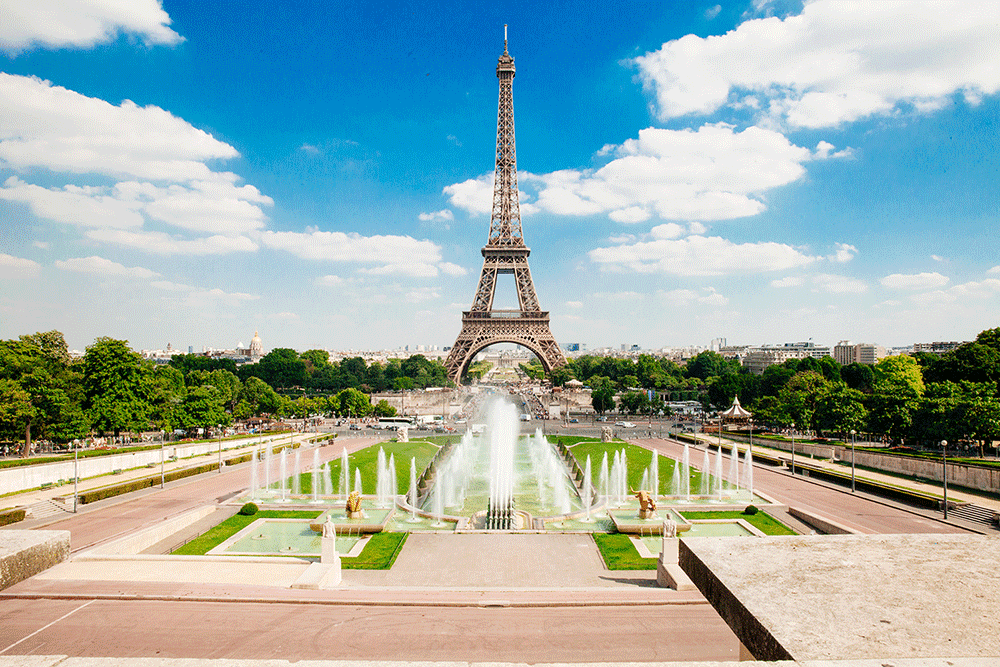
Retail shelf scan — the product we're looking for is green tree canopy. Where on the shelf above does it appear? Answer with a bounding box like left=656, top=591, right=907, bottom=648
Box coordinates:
left=82, top=338, right=153, bottom=436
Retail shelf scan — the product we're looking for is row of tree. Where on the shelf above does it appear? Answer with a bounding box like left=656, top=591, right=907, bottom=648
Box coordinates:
left=547, top=328, right=1000, bottom=451
left=0, top=334, right=450, bottom=454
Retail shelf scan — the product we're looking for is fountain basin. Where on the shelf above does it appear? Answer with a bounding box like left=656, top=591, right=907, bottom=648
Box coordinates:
left=208, top=518, right=368, bottom=557
left=609, top=507, right=692, bottom=535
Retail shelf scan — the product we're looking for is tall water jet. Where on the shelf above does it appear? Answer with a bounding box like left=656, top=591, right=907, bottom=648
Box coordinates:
left=699, top=449, right=711, bottom=496
left=729, top=443, right=740, bottom=494
left=432, top=481, right=445, bottom=527
left=354, top=467, right=362, bottom=495
left=670, top=460, right=680, bottom=497
left=340, top=448, right=349, bottom=498
left=650, top=450, right=660, bottom=499
left=408, top=457, right=419, bottom=522
left=640, top=469, right=649, bottom=493
left=250, top=444, right=259, bottom=500
left=311, top=448, right=320, bottom=503
left=293, top=449, right=301, bottom=496
left=599, top=452, right=610, bottom=499
left=682, top=444, right=691, bottom=500
left=714, top=446, right=724, bottom=499
left=389, top=454, right=397, bottom=503
left=743, top=448, right=754, bottom=495
left=486, top=400, right=517, bottom=529
left=583, top=455, right=593, bottom=522
left=279, top=447, right=287, bottom=502
left=321, top=462, right=332, bottom=496
left=264, top=444, right=271, bottom=493
left=376, top=448, right=388, bottom=508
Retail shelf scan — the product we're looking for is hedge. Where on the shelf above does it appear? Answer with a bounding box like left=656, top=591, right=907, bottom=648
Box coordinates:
left=0, top=507, right=26, bottom=526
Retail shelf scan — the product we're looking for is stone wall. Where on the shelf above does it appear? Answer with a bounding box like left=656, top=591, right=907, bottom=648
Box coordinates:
left=849, top=449, right=1000, bottom=494
left=0, top=529, right=70, bottom=591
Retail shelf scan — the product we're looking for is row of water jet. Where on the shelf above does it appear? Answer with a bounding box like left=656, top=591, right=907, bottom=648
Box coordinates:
left=527, top=428, right=571, bottom=515
left=601, top=449, right=629, bottom=506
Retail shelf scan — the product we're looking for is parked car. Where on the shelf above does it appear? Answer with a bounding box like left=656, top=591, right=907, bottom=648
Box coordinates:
left=569, top=418, right=579, bottom=423
left=615, top=421, right=636, bottom=428
left=596, top=416, right=608, bottom=422
left=349, top=424, right=361, bottom=431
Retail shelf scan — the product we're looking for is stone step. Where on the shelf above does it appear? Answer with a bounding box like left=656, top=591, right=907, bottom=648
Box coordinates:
left=949, top=503, right=996, bottom=526
left=27, top=499, right=71, bottom=520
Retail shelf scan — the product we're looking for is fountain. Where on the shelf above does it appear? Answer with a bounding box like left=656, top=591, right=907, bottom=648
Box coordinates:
left=743, top=448, right=754, bottom=493
left=699, top=449, right=711, bottom=496
left=650, top=449, right=660, bottom=499
left=599, top=452, right=609, bottom=500
left=729, top=443, right=740, bottom=494
left=714, top=446, right=724, bottom=500
left=340, top=448, right=349, bottom=498
left=408, top=457, right=420, bottom=522
left=278, top=447, right=287, bottom=502
left=250, top=444, right=259, bottom=500
left=354, top=468, right=362, bottom=495
left=681, top=444, right=691, bottom=501
left=293, top=449, right=301, bottom=496
left=582, top=455, right=593, bottom=522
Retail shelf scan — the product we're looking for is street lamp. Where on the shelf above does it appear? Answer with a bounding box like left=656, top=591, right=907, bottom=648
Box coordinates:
left=850, top=429, right=856, bottom=493
left=790, top=422, right=796, bottom=475
left=217, top=425, right=222, bottom=473
left=73, top=439, right=79, bottom=513
left=748, top=417, right=754, bottom=497
left=941, top=439, right=948, bottom=519
left=160, top=429, right=166, bottom=489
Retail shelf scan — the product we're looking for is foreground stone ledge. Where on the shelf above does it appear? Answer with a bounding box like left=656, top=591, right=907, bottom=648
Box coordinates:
left=0, top=529, right=70, bottom=590
left=680, top=534, right=1000, bottom=662
left=0, top=656, right=996, bottom=666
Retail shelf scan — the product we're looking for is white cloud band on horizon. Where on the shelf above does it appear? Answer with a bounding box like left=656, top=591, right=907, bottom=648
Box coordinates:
left=0, top=252, right=41, bottom=279
left=54, top=255, right=158, bottom=279
left=881, top=272, right=949, bottom=290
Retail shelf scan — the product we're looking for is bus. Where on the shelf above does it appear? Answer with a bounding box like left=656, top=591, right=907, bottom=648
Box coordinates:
left=376, top=416, right=416, bottom=430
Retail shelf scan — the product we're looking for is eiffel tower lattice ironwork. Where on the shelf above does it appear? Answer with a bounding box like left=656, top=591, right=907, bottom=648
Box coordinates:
left=445, top=29, right=566, bottom=383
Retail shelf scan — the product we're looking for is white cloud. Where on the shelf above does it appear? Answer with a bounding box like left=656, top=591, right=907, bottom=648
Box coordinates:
left=300, top=144, right=320, bottom=154
left=438, top=262, right=467, bottom=277
left=880, top=272, right=949, bottom=290
left=771, top=276, right=804, bottom=288
left=418, top=209, right=454, bottom=222
left=634, top=1, right=1000, bottom=128
left=704, top=5, right=722, bottom=20
left=931, top=255, right=946, bottom=262
left=828, top=242, right=857, bottom=263
left=0, top=177, right=143, bottom=228
left=658, top=288, right=728, bottom=306
left=87, top=229, right=258, bottom=255
left=589, top=234, right=819, bottom=277
left=987, top=266, right=1000, bottom=274
left=116, top=180, right=271, bottom=234
left=813, top=141, right=852, bottom=160
left=1, top=0, right=183, bottom=54
left=565, top=301, right=583, bottom=309
left=181, top=288, right=259, bottom=309
left=0, top=74, right=238, bottom=182
left=315, top=275, right=344, bottom=287
left=405, top=287, right=440, bottom=303
left=32, top=241, right=49, bottom=250
left=359, top=263, right=439, bottom=278
left=812, top=273, right=867, bottom=294
left=446, top=124, right=812, bottom=223
left=150, top=280, right=194, bottom=292
left=54, top=255, right=158, bottom=279
left=260, top=230, right=442, bottom=268
left=273, top=311, right=299, bottom=320
left=0, top=252, right=40, bottom=278
left=650, top=223, right=687, bottom=240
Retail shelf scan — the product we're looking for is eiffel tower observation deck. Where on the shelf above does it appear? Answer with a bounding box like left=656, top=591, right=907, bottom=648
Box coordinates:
left=445, top=27, right=566, bottom=383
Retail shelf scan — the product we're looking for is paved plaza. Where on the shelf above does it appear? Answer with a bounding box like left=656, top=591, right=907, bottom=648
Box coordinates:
left=1, top=433, right=997, bottom=665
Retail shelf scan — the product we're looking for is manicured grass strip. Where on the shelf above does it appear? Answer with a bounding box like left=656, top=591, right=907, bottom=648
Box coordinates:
left=679, top=510, right=798, bottom=536
left=343, top=532, right=408, bottom=569
left=592, top=533, right=657, bottom=570
left=568, top=440, right=714, bottom=498
left=290, top=440, right=439, bottom=496
left=171, top=510, right=322, bottom=555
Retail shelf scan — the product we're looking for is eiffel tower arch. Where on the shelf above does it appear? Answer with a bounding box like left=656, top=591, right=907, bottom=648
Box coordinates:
left=445, top=29, right=566, bottom=383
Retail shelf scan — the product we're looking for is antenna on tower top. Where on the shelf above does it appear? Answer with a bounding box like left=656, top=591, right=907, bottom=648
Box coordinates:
left=504, top=24, right=508, bottom=52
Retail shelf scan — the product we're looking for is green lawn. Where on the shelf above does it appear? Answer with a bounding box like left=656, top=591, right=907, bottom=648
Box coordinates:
left=287, top=439, right=439, bottom=496
left=567, top=439, right=716, bottom=497
left=592, top=533, right=657, bottom=570
left=679, top=510, right=798, bottom=536
left=343, top=532, right=407, bottom=569
left=172, top=510, right=323, bottom=555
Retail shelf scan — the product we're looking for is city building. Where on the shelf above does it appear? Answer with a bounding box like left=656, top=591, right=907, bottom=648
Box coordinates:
left=835, top=341, right=886, bottom=366
left=743, top=342, right=832, bottom=375
left=912, top=341, right=967, bottom=354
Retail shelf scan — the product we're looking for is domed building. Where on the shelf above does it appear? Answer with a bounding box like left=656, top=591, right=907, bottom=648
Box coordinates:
left=249, top=330, right=263, bottom=359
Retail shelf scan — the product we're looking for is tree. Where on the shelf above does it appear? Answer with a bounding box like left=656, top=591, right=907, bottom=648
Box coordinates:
left=814, top=383, right=868, bottom=436
left=0, top=378, right=35, bottom=444
left=373, top=399, right=397, bottom=417
left=256, top=348, right=307, bottom=388
left=868, top=355, right=924, bottom=442
left=239, top=377, right=281, bottom=416
left=776, top=371, right=830, bottom=433
left=924, top=342, right=1000, bottom=387
left=81, top=338, right=154, bottom=436
left=618, top=391, right=650, bottom=415
left=685, top=351, right=736, bottom=380
left=336, top=388, right=373, bottom=418
left=841, top=363, right=875, bottom=393
left=178, top=385, right=229, bottom=432
left=590, top=375, right=616, bottom=414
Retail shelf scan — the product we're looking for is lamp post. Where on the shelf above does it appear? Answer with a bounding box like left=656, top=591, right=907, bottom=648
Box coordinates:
left=850, top=429, right=856, bottom=493
left=748, top=417, right=754, bottom=497
left=217, top=425, right=222, bottom=473
left=941, top=439, right=948, bottom=519
left=790, top=422, right=796, bottom=475
left=73, top=439, right=79, bottom=513
left=160, top=429, right=166, bottom=489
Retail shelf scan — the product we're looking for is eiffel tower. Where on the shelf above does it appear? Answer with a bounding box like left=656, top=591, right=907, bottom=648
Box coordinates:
left=445, top=28, right=566, bottom=383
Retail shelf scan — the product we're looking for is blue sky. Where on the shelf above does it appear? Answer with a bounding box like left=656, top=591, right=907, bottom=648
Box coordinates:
left=1, top=0, right=999, bottom=354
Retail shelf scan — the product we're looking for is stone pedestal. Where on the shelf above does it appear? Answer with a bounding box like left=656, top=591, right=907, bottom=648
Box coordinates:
left=656, top=536, right=694, bottom=590
left=320, top=535, right=342, bottom=586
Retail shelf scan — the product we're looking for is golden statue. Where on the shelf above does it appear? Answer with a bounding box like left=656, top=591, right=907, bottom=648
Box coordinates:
left=633, top=488, right=657, bottom=519
left=346, top=490, right=364, bottom=518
